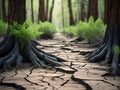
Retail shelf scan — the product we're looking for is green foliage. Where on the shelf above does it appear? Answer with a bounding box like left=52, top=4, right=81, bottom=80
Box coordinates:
left=10, top=20, right=42, bottom=45
left=38, top=21, right=56, bottom=39
left=113, top=46, right=120, bottom=55
left=0, top=20, right=8, bottom=36
left=76, top=16, right=106, bottom=43
left=61, top=26, right=77, bottom=37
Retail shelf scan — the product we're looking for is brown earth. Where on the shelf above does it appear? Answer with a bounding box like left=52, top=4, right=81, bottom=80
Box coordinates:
left=0, top=33, right=120, bottom=90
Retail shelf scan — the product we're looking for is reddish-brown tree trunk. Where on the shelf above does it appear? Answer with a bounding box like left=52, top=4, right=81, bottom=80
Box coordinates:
left=68, top=0, right=75, bottom=25
left=104, top=0, right=111, bottom=24
left=31, top=0, right=34, bottom=22
left=88, top=0, right=120, bottom=75
left=46, top=0, right=49, bottom=19
left=8, top=0, right=26, bottom=25
left=87, top=0, right=98, bottom=20
left=80, top=2, right=86, bottom=21
left=2, top=0, right=7, bottom=22
left=61, top=0, right=64, bottom=28
left=49, top=0, right=54, bottom=22
left=38, top=0, right=47, bottom=22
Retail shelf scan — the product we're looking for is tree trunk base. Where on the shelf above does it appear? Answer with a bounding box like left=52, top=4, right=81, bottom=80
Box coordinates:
left=0, top=36, right=66, bottom=70
left=86, top=29, right=120, bottom=76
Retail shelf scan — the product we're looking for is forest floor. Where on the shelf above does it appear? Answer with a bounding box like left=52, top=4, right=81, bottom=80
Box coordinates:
left=0, top=33, right=120, bottom=90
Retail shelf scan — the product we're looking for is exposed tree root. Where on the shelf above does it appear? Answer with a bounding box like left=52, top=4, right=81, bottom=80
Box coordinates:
left=0, top=36, right=66, bottom=70
left=87, top=29, right=120, bottom=76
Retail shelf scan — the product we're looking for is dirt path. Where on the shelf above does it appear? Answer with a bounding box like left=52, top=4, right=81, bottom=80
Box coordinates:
left=0, top=33, right=120, bottom=90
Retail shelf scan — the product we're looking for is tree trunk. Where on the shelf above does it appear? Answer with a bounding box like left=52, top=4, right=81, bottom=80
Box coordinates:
left=0, top=0, right=2, bottom=19
left=87, top=0, right=98, bottom=20
left=104, top=0, right=111, bottom=24
left=61, top=0, right=64, bottom=28
left=49, top=0, right=54, bottom=22
left=0, top=0, right=65, bottom=70
left=46, top=0, right=49, bottom=20
left=38, top=0, right=47, bottom=22
left=2, top=0, right=7, bottom=22
left=8, top=0, right=26, bottom=25
left=31, top=0, right=34, bottom=22
left=87, top=0, right=120, bottom=76
left=68, top=0, right=75, bottom=25
left=80, top=1, right=86, bottom=21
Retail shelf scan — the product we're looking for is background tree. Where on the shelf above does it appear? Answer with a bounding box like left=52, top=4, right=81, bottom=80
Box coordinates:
left=2, top=0, right=7, bottom=22
left=38, top=0, right=47, bottom=22
left=46, top=0, right=49, bottom=19
left=87, top=0, right=98, bottom=20
left=87, top=0, right=120, bottom=75
left=61, top=0, right=65, bottom=28
left=0, top=0, right=2, bottom=19
left=31, top=0, right=34, bottom=22
left=49, top=0, right=54, bottom=22
left=80, top=0, right=86, bottom=21
left=68, top=0, right=75, bottom=25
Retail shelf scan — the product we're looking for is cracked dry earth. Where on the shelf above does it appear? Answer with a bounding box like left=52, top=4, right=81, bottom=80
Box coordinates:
left=0, top=33, right=120, bottom=90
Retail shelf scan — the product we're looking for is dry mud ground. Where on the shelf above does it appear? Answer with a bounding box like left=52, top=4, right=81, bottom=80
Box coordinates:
left=0, top=33, right=120, bottom=90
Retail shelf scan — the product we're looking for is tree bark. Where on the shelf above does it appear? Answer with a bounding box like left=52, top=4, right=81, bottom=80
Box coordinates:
left=31, top=0, right=34, bottom=22
left=46, top=0, right=49, bottom=20
left=87, top=0, right=120, bottom=76
left=80, top=1, right=86, bottom=21
left=87, top=0, right=98, bottom=20
left=38, top=0, right=47, bottom=22
left=2, top=0, right=7, bottom=22
left=0, top=0, right=2, bottom=19
left=49, top=0, right=54, bottom=22
left=61, top=0, right=64, bottom=28
left=104, top=0, right=111, bottom=24
left=8, top=0, right=26, bottom=25
left=68, top=0, right=75, bottom=25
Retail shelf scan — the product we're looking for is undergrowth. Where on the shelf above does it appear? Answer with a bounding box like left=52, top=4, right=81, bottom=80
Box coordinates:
left=113, top=46, right=120, bottom=56
left=38, top=21, right=56, bottom=39
left=60, top=26, right=77, bottom=37
left=0, top=20, right=8, bottom=37
left=10, top=20, right=42, bottom=48
left=76, top=16, right=106, bottom=44
left=61, top=16, right=106, bottom=44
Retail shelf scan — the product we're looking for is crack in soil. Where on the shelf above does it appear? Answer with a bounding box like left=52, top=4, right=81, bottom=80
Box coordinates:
left=60, top=80, right=69, bottom=86
left=0, top=76, right=26, bottom=90
left=61, top=47, right=72, bottom=51
left=40, top=75, right=57, bottom=90
left=56, top=67, right=76, bottom=74
left=51, top=73, right=65, bottom=81
left=101, top=80, right=120, bottom=89
left=83, top=78, right=120, bottom=89
left=24, top=74, right=45, bottom=88
left=54, top=60, right=92, bottom=90
left=77, top=64, right=87, bottom=69
left=29, top=67, right=36, bottom=75
left=61, top=49, right=69, bottom=59
left=11, top=69, right=18, bottom=77
left=53, top=69, right=65, bottom=81
left=71, top=75, right=92, bottom=90
left=70, top=61, right=78, bottom=72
